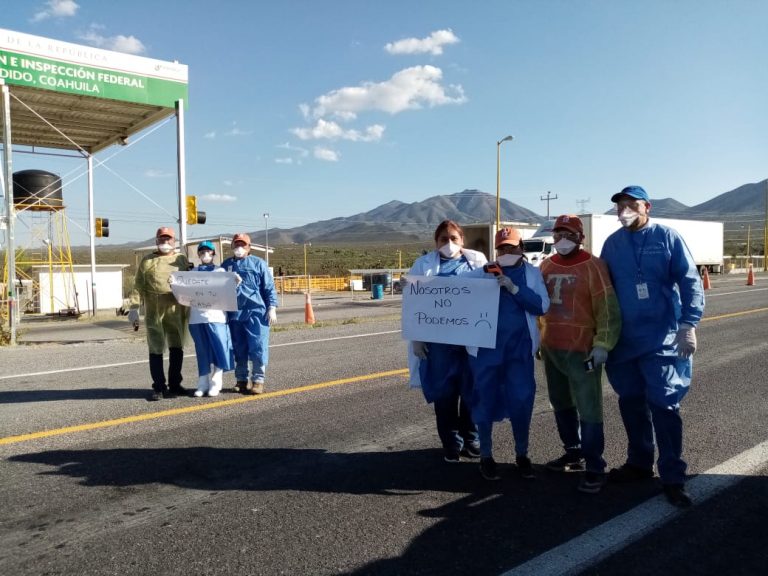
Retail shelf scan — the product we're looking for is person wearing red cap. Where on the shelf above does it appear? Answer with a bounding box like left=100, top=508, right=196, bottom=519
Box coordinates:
left=221, top=232, right=278, bottom=394
left=128, top=226, right=191, bottom=401
left=539, top=214, right=621, bottom=493
left=465, top=226, right=550, bottom=481
left=404, top=220, right=488, bottom=463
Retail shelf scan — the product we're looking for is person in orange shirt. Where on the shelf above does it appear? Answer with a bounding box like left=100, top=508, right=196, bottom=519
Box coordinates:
left=539, top=215, right=621, bottom=493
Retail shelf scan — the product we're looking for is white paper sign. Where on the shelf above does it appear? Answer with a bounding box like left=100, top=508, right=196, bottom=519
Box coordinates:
left=401, top=275, right=499, bottom=348
left=170, top=271, right=239, bottom=311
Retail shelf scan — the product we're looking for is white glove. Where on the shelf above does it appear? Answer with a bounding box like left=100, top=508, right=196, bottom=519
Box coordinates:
left=588, top=346, right=609, bottom=366
left=267, top=307, right=277, bottom=326
left=412, top=341, right=429, bottom=359
left=497, top=275, right=519, bottom=295
left=127, top=309, right=140, bottom=325
left=673, top=323, right=697, bottom=359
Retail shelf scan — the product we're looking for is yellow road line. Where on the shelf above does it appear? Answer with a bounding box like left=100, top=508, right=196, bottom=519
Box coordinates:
left=702, top=307, right=768, bottom=321
left=0, top=368, right=409, bottom=446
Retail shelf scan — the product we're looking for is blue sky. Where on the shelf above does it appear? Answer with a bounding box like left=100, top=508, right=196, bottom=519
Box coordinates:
left=3, top=0, right=767, bottom=244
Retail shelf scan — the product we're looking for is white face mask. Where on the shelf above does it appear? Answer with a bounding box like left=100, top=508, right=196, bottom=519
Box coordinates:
left=157, top=242, right=173, bottom=254
left=618, top=208, right=639, bottom=228
left=233, top=246, right=248, bottom=258
left=200, top=252, right=214, bottom=264
left=438, top=241, right=461, bottom=259
left=497, top=254, right=522, bottom=267
left=554, top=239, right=577, bottom=255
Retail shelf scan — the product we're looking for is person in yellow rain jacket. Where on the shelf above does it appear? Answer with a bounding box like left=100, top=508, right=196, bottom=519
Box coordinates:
left=128, top=226, right=191, bottom=401
left=539, top=215, right=621, bottom=494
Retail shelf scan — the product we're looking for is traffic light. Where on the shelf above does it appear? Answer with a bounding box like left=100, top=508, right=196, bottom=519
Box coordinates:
left=186, top=195, right=207, bottom=225
left=95, top=217, right=109, bottom=238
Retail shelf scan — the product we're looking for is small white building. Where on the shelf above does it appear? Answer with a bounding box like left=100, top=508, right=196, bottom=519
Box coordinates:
left=33, top=264, right=128, bottom=314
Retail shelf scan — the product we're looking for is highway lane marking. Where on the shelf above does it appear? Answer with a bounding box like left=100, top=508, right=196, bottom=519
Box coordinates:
left=502, top=439, right=768, bottom=576
left=0, top=329, right=402, bottom=381
left=0, top=368, right=409, bottom=446
left=702, top=307, right=768, bottom=322
left=705, top=287, right=768, bottom=297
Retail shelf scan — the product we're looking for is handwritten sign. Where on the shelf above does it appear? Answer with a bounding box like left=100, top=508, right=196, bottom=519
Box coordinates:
left=170, top=271, right=239, bottom=311
left=401, top=275, right=499, bottom=348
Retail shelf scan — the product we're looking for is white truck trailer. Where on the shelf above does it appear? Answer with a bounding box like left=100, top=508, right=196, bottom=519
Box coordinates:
left=521, top=214, right=724, bottom=273
left=462, top=221, right=541, bottom=261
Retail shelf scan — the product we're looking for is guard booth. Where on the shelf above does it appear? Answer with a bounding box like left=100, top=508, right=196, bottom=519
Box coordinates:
left=349, top=268, right=409, bottom=299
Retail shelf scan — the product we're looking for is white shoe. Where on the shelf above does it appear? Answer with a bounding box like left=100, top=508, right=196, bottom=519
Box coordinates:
left=195, top=375, right=210, bottom=397
left=208, top=368, right=224, bottom=397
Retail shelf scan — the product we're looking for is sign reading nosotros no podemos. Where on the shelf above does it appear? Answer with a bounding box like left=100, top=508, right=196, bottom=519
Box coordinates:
left=402, top=276, right=499, bottom=348
left=170, top=272, right=238, bottom=312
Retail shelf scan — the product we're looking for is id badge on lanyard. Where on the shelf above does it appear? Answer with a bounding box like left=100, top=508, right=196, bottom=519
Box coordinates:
left=636, top=282, right=649, bottom=299
left=632, top=231, right=649, bottom=300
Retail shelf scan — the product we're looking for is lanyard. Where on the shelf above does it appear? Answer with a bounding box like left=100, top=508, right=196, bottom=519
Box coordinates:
left=630, top=228, right=649, bottom=281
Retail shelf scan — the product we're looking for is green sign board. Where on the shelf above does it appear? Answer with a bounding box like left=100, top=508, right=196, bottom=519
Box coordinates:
left=0, top=29, right=187, bottom=108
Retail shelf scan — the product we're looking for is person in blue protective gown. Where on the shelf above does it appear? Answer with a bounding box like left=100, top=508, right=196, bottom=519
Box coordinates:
left=465, top=226, right=550, bottom=481
left=188, top=241, right=234, bottom=398
left=221, top=233, right=278, bottom=395
left=405, top=220, right=488, bottom=463
left=600, top=185, right=705, bottom=508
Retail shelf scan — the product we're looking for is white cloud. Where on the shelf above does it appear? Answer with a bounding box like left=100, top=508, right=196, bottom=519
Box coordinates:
left=291, top=119, right=385, bottom=142
left=277, top=142, right=309, bottom=157
left=222, top=180, right=234, bottom=187
left=204, top=131, right=216, bottom=139
left=144, top=169, right=172, bottom=178
left=274, top=157, right=294, bottom=164
left=32, top=0, right=78, bottom=22
left=79, top=26, right=146, bottom=55
left=224, top=122, right=252, bottom=136
left=314, top=147, right=340, bottom=162
left=201, top=193, right=237, bottom=203
left=305, top=66, right=466, bottom=119
left=385, top=29, right=460, bottom=56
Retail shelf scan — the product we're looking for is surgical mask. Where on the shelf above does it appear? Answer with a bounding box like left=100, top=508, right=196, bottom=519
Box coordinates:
left=200, top=252, right=213, bottom=264
left=497, top=254, right=522, bottom=267
left=438, top=241, right=461, bottom=259
left=618, top=208, right=639, bottom=228
left=554, top=239, right=577, bottom=255
left=233, top=247, right=248, bottom=258
left=157, top=243, right=173, bottom=254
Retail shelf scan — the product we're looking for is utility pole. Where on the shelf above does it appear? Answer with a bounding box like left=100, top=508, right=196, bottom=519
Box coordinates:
left=540, top=191, right=558, bottom=220
left=576, top=198, right=591, bottom=214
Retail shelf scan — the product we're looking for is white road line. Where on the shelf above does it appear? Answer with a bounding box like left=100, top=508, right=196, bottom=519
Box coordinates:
left=0, top=330, right=402, bottom=381
left=706, top=287, right=768, bottom=297
left=501, top=439, right=768, bottom=576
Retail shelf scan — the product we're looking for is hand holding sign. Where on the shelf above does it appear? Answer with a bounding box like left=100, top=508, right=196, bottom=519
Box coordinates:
left=170, top=271, right=239, bottom=311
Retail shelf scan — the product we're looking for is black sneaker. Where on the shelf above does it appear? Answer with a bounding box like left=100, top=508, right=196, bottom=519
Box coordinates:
left=608, top=463, right=654, bottom=484
left=578, top=471, right=607, bottom=494
left=460, top=444, right=481, bottom=459
left=516, top=455, right=536, bottom=479
left=663, top=484, right=692, bottom=508
left=546, top=453, right=586, bottom=473
left=479, top=457, right=500, bottom=481
left=443, top=451, right=461, bottom=464
left=147, top=390, right=162, bottom=401
left=168, top=385, right=188, bottom=396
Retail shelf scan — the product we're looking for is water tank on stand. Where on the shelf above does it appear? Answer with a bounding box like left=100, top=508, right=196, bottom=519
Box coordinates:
left=12, top=169, right=64, bottom=211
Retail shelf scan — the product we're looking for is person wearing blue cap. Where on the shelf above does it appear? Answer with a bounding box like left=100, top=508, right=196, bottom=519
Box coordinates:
left=188, top=241, right=234, bottom=397
left=600, top=186, right=705, bottom=507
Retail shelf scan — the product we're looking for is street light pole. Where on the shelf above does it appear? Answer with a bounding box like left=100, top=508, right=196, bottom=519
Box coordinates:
left=263, top=212, right=269, bottom=267
left=303, top=242, right=311, bottom=293
left=496, top=135, right=514, bottom=228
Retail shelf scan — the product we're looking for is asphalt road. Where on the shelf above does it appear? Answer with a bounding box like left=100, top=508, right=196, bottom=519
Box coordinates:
left=0, top=274, right=766, bottom=576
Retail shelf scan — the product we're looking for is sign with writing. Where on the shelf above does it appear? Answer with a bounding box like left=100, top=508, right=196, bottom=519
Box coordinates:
left=170, top=272, right=238, bottom=312
left=401, top=275, right=499, bottom=348
left=0, top=28, right=188, bottom=107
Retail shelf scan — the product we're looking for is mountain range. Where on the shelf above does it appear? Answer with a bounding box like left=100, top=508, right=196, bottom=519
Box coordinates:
left=247, top=179, right=766, bottom=246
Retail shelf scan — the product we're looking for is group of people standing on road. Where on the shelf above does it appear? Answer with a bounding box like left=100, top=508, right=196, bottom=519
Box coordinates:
left=128, top=228, right=278, bottom=401
left=405, top=185, right=705, bottom=508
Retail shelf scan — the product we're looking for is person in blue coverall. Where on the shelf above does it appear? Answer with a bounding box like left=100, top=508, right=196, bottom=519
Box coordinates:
left=466, top=227, right=550, bottom=481
left=405, top=220, right=487, bottom=463
left=600, top=186, right=705, bottom=508
left=188, top=241, right=234, bottom=398
left=221, top=233, right=278, bottom=395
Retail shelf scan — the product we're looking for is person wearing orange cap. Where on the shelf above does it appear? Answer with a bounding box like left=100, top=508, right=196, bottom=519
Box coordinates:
left=404, top=220, right=488, bottom=463
left=539, top=214, right=622, bottom=494
left=466, top=226, right=550, bottom=481
left=128, top=227, right=191, bottom=401
left=221, top=232, right=278, bottom=394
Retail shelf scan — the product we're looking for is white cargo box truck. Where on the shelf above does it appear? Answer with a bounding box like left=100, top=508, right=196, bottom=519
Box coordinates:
left=462, top=222, right=541, bottom=261
left=521, top=214, right=724, bottom=273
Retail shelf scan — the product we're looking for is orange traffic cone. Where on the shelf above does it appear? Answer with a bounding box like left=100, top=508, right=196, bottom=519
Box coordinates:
left=702, top=267, right=711, bottom=290
left=746, top=263, right=755, bottom=286
left=304, top=292, right=316, bottom=324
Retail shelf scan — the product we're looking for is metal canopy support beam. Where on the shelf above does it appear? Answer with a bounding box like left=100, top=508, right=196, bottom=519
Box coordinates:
left=87, top=154, right=97, bottom=315
left=1, top=80, right=17, bottom=344
left=176, top=99, right=187, bottom=246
